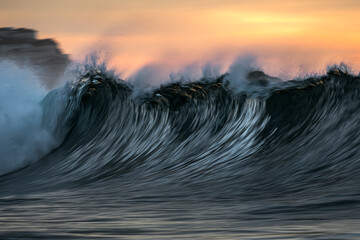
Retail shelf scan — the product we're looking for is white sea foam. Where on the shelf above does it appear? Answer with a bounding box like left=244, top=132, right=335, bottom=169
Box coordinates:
left=0, top=61, right=56, bottom=175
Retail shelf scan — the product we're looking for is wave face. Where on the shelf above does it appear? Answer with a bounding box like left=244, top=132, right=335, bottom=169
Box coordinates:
left=2, top=63, right=360, bottom=239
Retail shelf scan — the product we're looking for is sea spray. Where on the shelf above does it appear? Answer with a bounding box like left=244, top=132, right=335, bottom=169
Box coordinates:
left=0, top=61, right=55, bottom=175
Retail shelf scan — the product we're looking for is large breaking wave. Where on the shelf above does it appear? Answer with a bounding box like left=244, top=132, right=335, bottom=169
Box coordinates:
left=1, top=59, right=360, bottom=204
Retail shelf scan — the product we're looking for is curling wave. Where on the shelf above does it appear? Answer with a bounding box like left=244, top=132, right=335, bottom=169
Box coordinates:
left=1, top=63, right=360, bottom=204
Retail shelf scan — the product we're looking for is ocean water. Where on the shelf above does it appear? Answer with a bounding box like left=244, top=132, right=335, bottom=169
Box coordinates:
left=1, top=60, right=360, bottom=239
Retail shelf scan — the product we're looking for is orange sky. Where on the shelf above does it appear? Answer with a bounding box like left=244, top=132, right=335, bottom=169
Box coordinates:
left=1, top=0, right=360, bottom=79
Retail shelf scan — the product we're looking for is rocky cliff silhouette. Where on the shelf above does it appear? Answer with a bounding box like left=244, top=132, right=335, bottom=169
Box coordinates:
left=0, top=27, right=69, bottom=88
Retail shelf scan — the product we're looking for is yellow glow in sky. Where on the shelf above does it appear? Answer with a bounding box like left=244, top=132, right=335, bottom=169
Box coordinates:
left=1, top=0, right=360, bottom=78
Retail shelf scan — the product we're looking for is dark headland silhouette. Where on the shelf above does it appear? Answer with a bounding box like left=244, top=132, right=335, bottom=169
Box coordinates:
left=0, top=27, right=69, bottom=88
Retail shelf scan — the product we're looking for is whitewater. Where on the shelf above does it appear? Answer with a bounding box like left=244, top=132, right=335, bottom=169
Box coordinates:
left=1, top=58, right=360, bottom=239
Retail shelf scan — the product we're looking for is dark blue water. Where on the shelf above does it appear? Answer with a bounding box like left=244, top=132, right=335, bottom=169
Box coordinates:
left=1, top=63, right=360, bottom=239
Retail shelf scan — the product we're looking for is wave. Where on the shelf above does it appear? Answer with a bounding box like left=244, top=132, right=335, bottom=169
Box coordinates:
left=1, top=60, right=360, bottom=201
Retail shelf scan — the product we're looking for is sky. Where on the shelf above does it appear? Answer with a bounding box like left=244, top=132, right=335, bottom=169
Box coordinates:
left=1, top=0, right=360, bottom=79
